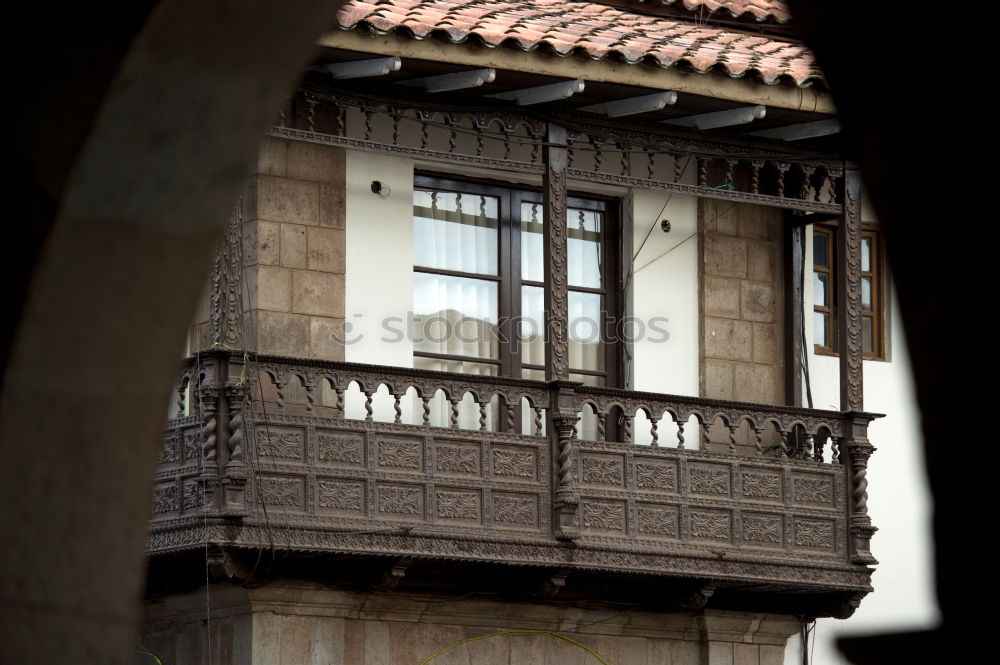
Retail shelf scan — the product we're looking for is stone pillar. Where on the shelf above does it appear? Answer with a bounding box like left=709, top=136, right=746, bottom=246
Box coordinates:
left=241, top=137, right=347, bottom=360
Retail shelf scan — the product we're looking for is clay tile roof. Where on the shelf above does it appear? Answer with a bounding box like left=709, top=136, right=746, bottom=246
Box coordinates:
left=336, top=0, right=822, bottom=87
left=649, top=1, right=791, bottom=24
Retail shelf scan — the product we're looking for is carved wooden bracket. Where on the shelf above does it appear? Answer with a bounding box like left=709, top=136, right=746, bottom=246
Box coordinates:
left=371, top=557, right=412, bottom=592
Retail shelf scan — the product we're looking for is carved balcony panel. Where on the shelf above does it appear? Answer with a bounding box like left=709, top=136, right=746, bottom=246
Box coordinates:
left=147, top=351, right=879, bottom=617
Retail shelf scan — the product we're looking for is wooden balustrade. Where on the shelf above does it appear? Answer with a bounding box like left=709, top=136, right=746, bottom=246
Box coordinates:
left=149, top=350, right=879, bottom=608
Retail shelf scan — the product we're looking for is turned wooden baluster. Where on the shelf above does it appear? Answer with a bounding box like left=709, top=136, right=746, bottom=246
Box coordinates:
left=619, top=143, right=630, bottom=176
left=753, top=426, right=765, bottom=456
left=392, top=392, right=403, bottom=425
left=622, top=414, right=633, bottom=443
left=334, top=385, right=345, bottom=419
left=363, top=109, right=374, bottom=142
left=676, top=418, right=686, bottom=449
left=505, top=400, right=516, bottom=433
left=776, top=162, right=790, bottom=197
left=304, top=380, right=315, bottom=416
left=450, top=398, right=460, bottom=428
left=176, top=378, right=188, bottom=417
left=534, top=407, right=544, bottom=436
left=363, top=389, right=374, bottom=422
left=673, top=153, right=684, bottom=183
left=779, top=429, right=790, bottom=458
left=750, top=160, right=763, bottom=194
left=728, top=424, right=738, bottom=454
left=724, top=158, right=737, bottom=187
left=478, top=400, right=488, bottom=432
left=802, top=431, right=814, bottom=460
left=597, top=412, right=607, bottom=442
left=646, top=150, right=656, bottom=180
left=831, top=436, right=841, bottom=464
left=592, top=135, right=603, bottom=171
left=649, top=415, right=660, bottom=447
left=800, top=165, right=816, bottom=201
left=421, top=394, right=431, bottom=427
left=698, top=158, right=709, bottom=187
left=273, top=376, right=285, bottom=411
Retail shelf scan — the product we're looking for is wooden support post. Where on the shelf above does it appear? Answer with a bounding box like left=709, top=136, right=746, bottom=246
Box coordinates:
left=785, top=218, right=804, bottom=407
left=543, top=123, right=569, bottom=382
left=837, top=167, right=864, bottom=411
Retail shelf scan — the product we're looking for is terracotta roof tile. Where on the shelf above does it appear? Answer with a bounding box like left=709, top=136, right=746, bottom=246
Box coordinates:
left=337, top=0, right=821, bottom=86
left=650, top=1, right=790, bottom=24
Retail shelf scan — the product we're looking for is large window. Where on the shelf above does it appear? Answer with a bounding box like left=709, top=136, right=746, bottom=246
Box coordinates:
left=812, top=223, right=884, bottom=359
left=412, top=174, right=620, bottom=386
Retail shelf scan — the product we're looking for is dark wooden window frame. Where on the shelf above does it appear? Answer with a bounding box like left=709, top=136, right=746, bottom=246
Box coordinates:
left=812, top=221, right=885, bottom=361
left=413, top=172, right=623, bottom=387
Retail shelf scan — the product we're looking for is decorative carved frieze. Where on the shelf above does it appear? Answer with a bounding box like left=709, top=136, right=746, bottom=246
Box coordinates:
left=691, top=510, right=731, bottom=540
left=257, top=477, right=302, bottom=507
left=257, top=430, right=303, bottom=459
left=377, top=439, right=422, bottom=469
left=436, top=445, right=478, bottom=474
left=436, top=491, right=480, bottom=519
left=581, top=456, right=623, bottom=485
left=796, top=519, right=834, bottom=549
left=690, top=467, right=730, bottom=496
left=582, top=501, right=625, bottom=531
left=493, top=448, right=535, bottom=478
left=318, top=433, right=363, bottom=465
left=743, top=515, right=782, bottom=544
left=318, top=480, right=363, bottom=511
left=635, top=462, right=676, bottom=491
left=637, top=506, right=679, bottom=536
left=378, top=486, right=422, bottom=515
left=182, top=479, right=204, bottom=511
left=183, top=431, right=200, bottom=463
left=152, top=484, right=178, bottom=515
left=493, top=494, right=536, bottom=525
left=742, top=471, right=782, bottom=499
left=159, top=435, right=179, bottom=465
left=794, top=477, right=833, bottom=504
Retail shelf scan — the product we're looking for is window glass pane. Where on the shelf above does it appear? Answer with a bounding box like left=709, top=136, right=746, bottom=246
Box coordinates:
left=861, top=237, right=872, bottom=272
left=568, top=208, right=602, bottom=289
left=413, top=273, right=498, bottom=359
left=521, top=204, right=604, bottom=289
left=814, top=312, right=828, bottom=347
left=862, top=317, right=873, bottom=353
left=814, top=272, right=828, bottom=307
left=521, top=202, right=544, bottom=282
left=414, top=189, right=498, bottom=275
left=569, top=291, right=605, bottom=372
left=521, top=368, right=544, bottom=381
left=519, top=285, right=545, bottom=368
left=569, top=373, right=605, bottom=387
left=413, top=356, right=498, bottom=376
left=862, top=277, right=873, bottom=312
left=813, top=230, right=829, bottom=267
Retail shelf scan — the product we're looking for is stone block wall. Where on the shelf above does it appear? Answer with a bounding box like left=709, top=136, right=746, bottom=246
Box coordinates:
left=189, top=138, right=346, bottom=360
left=139, top=583, right=798, bottom=665
left=699, top=199, right=784, bottom=406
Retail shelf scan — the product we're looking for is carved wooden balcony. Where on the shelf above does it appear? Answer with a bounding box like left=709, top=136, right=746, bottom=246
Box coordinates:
left=147, top=350, right=879, bottom=618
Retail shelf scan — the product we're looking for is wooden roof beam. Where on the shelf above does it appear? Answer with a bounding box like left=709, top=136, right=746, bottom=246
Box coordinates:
left=309, top=56, right=401, bottom=79
left=750, top=119, right=841, bottom=141
left=663, top=104, right=766, bottom=129
left=577, top=91, right=677, bottom=117
left=486, top=79, right=585, bottom=105
left=398, top=67, right=496, bottom=92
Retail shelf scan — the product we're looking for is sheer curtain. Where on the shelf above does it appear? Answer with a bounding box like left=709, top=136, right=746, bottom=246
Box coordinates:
left=413, top=188, right=499, bottom=428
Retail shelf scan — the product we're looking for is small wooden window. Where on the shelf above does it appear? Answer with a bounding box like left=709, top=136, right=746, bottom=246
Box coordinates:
left=812, top=224, right=885, bottom=360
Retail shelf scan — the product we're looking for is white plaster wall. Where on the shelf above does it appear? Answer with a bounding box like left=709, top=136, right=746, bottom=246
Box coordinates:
left=786, top=217, right=939, bottom=665
left=344, top=150, right=415, bottom=421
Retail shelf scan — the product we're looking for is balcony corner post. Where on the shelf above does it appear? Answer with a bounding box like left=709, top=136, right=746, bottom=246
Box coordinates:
left=843, top=412, right=878, bottom=565
left=551, top=381, right=580, bottom=542
left=837, top=166, right=864, bottom=411
left=221, top=376, right=249, bottom=519
left=543, top=122, right=569, bottom=383
left=199, top=379, right=222, bottom=513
